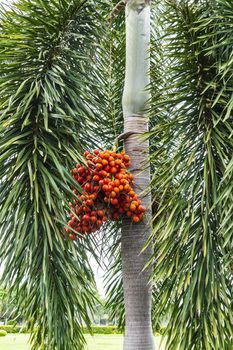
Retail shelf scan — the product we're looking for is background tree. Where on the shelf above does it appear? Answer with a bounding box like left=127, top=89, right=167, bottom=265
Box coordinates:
left=0, top=1, right=232, bottom=350
left=0, top=287, right=22, bottom=324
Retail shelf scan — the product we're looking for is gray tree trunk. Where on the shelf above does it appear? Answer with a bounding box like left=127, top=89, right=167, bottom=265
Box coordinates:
left=121, top=1, right=155, bottom=350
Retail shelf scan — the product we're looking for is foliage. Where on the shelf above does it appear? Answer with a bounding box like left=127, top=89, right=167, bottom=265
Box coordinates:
left=0, top=325, right=29, bottom=333
left=0, top=287, right=18, bottom=322
left=0, top=324, right=168, bottom=336
left=0, top=329, right=7, bottom=336
left=83, top=326, right=122, bottom=334
left=94, top=0, right=125, bottom=148
left=7, top=320, right=17, bottom=326
left=104, top=235, right=125, bottom=330
left=149, top=1, right=233, bottom=350
left=0, top=0, right=107, bottom=349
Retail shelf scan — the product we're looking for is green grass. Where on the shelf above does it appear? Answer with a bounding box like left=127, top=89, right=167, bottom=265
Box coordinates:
left=0, top=334, right=165, bottom=350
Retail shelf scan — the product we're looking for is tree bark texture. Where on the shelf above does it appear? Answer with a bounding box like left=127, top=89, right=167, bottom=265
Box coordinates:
left=121, top=1, right=154, bottom=350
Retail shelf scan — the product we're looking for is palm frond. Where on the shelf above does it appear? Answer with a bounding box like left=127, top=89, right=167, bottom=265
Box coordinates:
left=92, top=0, right=125, bottom=148
left=0, top=1, right=106, bottom=349
left=104, top=227, right=125, bottom=330
left=149, top=1, right=233, bottom=349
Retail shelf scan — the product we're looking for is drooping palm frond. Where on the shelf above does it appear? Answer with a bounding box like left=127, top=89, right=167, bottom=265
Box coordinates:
left=149, top=1, right=233, bottom=349
left=0, top=1, right=106, bottom=349
left=93, top=0, right=125, bottom=148
left=94, top=0, right=126, bottom=326
left=104, top=227, right=125, bottom=329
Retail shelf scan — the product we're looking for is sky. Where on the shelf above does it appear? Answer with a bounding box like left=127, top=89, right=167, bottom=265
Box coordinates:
left=90, top=256, right=106, bottom=297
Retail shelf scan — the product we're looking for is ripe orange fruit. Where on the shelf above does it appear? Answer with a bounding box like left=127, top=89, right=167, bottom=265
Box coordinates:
left=103, top=152, right=110, bottom=159
left=120, top=179, right=127, bottom=185
left=111, top=191, right=117, bottom=198
left=130, top=203, right=136, bottom=211
left=91, top=216, right=97, bottom=223
left=138, top=205, right=146, bottom=212
left=104, top=196, right=109, bottom=203
left=102, top=184, right=108, bottom=192
left=96, top=163, right=102, bottom=169
left=78, top=166, right=85, bottom=174
left=86, top=199, right=94, bottom=206
left=83, top=206, right=91, bottom=212
left=111, top=198, right=118, bottom=205
left=110, top=167, right=117, bottom=174
left=97, top=210, right=104, bottom=217
left=129, top=190, right=135, bottom=197
left=124, top=184, right=130, bottom=191
left=116, top=173, right=123, bottom=180
left=93, top=175, right=100, bottom=181
left=102, top=159, right=108, bottom=166
left=123, top=155, right=130, bottom=162
left=67, top=148, right=146, bottom=239
left=114, top=179, right=120, bottom=186
left=84, top=183, right=91, bottom=191
left=114, top=187, right=120, bottom=194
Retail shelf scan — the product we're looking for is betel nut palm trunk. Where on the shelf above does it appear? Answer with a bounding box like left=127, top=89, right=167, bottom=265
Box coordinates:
left=121, top=1, right=155, bottom=350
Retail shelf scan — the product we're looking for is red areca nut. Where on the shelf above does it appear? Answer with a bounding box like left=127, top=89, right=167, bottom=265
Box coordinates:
left=67, top=149, right=146, bottom=239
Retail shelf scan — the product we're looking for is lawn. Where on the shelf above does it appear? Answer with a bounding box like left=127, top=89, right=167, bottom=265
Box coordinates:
left=0, top=334, right=165, bottom=350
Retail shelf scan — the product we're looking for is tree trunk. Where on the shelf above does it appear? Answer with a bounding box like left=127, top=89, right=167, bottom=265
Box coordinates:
left=121, top=1, right=154, bottom=350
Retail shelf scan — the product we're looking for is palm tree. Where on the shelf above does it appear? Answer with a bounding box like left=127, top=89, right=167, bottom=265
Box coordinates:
left=0, top=1, right=232, bottom=350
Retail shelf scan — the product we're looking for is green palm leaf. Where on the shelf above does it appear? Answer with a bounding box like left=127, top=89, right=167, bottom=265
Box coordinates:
left=149, top=1, right=233, bottom=349
left=93, top=0, right=126, bottom=147
left=0, top=1, right=106, bottom=349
